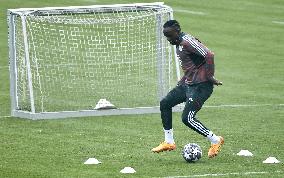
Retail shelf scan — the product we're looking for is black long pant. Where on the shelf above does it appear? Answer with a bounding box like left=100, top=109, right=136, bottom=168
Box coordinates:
left=160, top=81, right=213, bottom=137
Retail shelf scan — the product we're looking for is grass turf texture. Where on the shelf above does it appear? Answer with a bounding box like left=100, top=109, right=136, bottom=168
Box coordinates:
left=0, top=0, right=283, bottom=177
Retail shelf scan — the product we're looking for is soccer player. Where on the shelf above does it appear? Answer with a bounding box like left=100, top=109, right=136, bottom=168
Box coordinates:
left=151, top=20, right=224, bottom=158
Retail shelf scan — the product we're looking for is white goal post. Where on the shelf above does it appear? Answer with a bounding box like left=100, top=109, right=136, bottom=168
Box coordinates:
left=7, top=2, right=182, bottom=119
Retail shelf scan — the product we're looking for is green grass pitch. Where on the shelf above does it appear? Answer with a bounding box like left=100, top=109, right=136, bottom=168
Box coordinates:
left=0, top=0, right=283, bottom=177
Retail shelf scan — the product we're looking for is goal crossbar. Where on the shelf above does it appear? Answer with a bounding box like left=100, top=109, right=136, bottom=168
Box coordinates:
left=8, top=2, right=167, bottom=15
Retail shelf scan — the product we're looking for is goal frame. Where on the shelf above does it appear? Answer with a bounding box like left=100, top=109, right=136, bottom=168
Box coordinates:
left=7, top=2, right=182, bottom=120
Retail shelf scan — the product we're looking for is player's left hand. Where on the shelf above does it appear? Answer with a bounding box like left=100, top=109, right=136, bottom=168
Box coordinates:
left=209, top=76, right=222, bottom=86
left=214, top=80, right=223, bottom=86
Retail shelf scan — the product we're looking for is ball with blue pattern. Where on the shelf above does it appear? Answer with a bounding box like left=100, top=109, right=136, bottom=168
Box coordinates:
left=182, top=143, right=202, bottom=163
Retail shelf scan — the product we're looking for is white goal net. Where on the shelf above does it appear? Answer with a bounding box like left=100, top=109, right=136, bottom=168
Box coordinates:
left=7, top=3, right=181, bottom=119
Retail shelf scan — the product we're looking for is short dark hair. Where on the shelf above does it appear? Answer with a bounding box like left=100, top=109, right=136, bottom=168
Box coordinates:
left=163, top=20, right=181, bottom=32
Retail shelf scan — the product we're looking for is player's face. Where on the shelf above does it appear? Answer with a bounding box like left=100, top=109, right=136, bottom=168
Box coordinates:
left=163, top=27, right=180, bottom=45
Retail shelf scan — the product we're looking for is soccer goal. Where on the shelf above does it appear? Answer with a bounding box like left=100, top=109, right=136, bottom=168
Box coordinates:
left=7, top=2, right=182, bottom=119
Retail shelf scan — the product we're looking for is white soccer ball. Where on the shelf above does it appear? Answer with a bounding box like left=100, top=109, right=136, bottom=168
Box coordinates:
left=182, top=143, right=202, bottom=163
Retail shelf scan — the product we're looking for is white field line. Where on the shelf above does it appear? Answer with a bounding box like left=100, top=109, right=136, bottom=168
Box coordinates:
left=174, top=9, right=206, bottom=15
left=204, top=103, right=284, bottom=108
left=163, top=170, right=283, bottom=178
left=82, top=0, right=98, bottom=2
left=272, top=21, right=284, bottom=25
left=0, top=103, right=283, bottom=119
left=0, top=93, right=10, bottom=96
left=0, top=115, right=11, bottom=118
left=0, top=66, right=9, bottom=69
